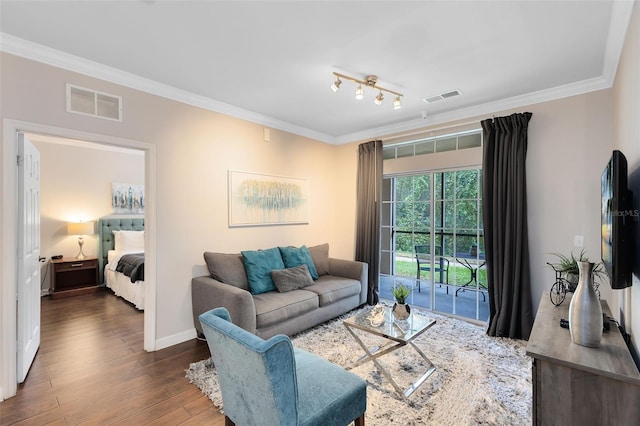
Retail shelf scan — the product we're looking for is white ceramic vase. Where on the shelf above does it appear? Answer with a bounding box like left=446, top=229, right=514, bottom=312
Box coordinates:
left=568, top=261, right=602, bottom=348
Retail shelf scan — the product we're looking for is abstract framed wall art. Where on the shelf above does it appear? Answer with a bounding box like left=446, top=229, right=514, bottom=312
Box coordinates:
left=228, top=171, right=309, bottom=227
left=111, top=182, right=145, bottom=214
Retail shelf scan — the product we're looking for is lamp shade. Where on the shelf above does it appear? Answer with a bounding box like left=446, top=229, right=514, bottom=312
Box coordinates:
left=67, top=221, right=94, bottom=236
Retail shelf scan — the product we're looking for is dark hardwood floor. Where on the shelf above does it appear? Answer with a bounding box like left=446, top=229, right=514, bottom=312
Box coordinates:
left=0, top=289, right=224, bottom=425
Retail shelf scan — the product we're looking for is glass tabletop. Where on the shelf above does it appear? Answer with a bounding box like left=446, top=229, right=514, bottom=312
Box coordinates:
left=343, top=306, right=436, bottom=343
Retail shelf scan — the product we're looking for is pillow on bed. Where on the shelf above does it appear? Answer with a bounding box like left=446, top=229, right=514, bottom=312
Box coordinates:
left=113, top=230, right=144, bottom=252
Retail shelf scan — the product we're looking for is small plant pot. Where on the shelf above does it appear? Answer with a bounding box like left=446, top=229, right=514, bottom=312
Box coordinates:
left=392, top=302, right=410, bottom=320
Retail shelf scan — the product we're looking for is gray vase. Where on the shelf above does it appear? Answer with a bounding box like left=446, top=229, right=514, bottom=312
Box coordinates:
left=568, top=261, right=602, bottom=347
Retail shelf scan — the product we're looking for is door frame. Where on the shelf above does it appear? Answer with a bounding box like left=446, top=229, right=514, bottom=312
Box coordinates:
left=1, top=119, right=157, bottom=399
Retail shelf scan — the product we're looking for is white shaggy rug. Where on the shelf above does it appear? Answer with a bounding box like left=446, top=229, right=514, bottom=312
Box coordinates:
left=186, top=306, right=532, bottom=425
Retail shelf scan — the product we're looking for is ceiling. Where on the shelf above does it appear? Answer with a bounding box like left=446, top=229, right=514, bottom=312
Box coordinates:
left=0, top=1, right=634, bottom=144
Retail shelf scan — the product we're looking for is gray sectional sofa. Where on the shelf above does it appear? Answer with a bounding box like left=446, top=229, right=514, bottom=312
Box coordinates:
left=191, top=243, right=368, bottom=339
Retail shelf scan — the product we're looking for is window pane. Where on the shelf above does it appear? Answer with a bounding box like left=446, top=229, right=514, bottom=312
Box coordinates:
left=395, top=202, right=412, bottom=232
left=443, top=172, right=455, bottom=199
left=415, top=140, right=434, bottom=155
left=458, top=133, right=482, bottom=149
left=396, top=145, right=414, bottom=158
left=381, top=227, right=391, bottom=250
left=383, top=147, right=396, bottom=160
left=455, top=234, right=476, bottom=255
left=413, top=175, right=430, bottom=201
left=382, top=178, right=392, bottom=202
left=435, top=137, right=456, bottom=153
left=414, top=202, right=430, bottom=231
left=443, top=200, right=454, bottom=229
left=381, top=202, right=391, bottom=226
left=455, top=170, right=479, bottom=199
left=395, top=176, right=414, bottom=201
left=395, top=232, right=412, bottom=254
left=455, top=200, right=478, bottom=230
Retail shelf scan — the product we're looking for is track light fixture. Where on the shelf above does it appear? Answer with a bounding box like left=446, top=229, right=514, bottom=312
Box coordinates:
left=330, top=72, right=403, bottom=109
left=393, top=96, right=402, bottom=110
left=374, top=91, right=384, bottom=105
left=330, top=75, right=342, bottom=92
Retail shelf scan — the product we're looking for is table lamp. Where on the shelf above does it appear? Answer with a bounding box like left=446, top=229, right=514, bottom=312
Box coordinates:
left=67, top=221, right=94, bottom=259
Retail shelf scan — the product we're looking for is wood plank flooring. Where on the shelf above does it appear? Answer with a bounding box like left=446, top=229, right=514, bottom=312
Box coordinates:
left=0, top=290, right=224, bottom=425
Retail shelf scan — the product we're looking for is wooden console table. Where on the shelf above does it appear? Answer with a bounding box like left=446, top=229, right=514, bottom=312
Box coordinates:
left=526, top=292, right=640, bottom=425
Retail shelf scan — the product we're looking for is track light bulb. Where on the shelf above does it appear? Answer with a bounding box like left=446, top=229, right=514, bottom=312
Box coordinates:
left=393, top=96, right=402, bottom=109
left=331, top=77, right=342, bottom=92
left=355, top=84, right=364, bottom=100
left=375, top=91, right=384, bottom=105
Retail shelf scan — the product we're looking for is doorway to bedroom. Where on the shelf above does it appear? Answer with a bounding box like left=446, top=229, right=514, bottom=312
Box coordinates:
left=2, top=120, right=156, bottom=399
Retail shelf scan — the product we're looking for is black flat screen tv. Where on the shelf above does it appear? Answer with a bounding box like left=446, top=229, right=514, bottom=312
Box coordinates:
left=601, top=150, right=634, bottom=289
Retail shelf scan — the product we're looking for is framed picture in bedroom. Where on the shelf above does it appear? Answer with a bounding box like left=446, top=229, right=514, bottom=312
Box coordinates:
left=111, top=182, right=145, bottom=214
left=228, top=170, right=309, bottom=227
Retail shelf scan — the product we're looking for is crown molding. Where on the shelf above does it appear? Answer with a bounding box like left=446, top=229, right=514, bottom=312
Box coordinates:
left=601, top=0, right=635, bottom=85
left=0, top=33, right=336, bottom=144
left=335, top=75, right=613, bottom=145
left=2, top=0, right=633, bottom=148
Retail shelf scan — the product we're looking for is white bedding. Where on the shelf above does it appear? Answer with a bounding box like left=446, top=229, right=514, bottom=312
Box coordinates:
left=105, top=250, right=145, bottom=310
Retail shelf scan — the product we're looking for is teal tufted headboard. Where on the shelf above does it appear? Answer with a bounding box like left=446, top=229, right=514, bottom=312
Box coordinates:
left=97, top=216, right=145, bottom=284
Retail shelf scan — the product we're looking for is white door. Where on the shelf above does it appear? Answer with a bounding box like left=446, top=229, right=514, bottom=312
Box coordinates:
left=17, top=133, right=41, bottom=383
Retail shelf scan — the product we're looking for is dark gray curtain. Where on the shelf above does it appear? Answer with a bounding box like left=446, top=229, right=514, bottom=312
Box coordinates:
left=482, top=113, right=534, bottom=340
left=355, top=140, right=382, bottom=305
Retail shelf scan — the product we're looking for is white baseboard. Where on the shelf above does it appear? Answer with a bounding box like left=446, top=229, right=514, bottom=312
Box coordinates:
left=155, top=328, right=198, bottom=351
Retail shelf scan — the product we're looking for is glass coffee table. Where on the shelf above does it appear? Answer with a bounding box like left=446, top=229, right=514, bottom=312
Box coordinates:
left=343, top=306, right=437, bottom=399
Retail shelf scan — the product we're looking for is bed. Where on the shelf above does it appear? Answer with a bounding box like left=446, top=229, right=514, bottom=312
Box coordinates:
left=98, top=216, right=145, bottom=310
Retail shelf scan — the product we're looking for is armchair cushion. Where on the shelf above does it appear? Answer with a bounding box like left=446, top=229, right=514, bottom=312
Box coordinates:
left=242, top=247, right=285, bottom=294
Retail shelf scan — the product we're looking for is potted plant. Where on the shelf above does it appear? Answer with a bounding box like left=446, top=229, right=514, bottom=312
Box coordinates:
left=548, top=249, right=605, bottom=290
left=391, top=282, right=411, bottom=320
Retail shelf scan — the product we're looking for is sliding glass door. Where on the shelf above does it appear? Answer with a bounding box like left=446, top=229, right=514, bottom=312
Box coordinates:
left=380, top=168, right=488, bottom=321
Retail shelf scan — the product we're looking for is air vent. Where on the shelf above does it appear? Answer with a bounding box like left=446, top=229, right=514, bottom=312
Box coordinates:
left=422, top=89, right=462, bottom=103
left=66, top=84, right=122, bottom=122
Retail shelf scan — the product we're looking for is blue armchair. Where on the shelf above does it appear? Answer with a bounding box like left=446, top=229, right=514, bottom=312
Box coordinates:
left=199, top=307, right=367, bottom=426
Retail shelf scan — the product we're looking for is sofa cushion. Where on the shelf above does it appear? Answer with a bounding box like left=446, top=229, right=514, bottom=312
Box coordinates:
left=271, top=264, right=314, bottom=293
left=241, top=248, right=285, bottom=294
left=253, top=289, right=319, bottom=329
left=308, top=243, right=330, bottom=276
left=278, top=246, right=319, bottom=279
left=203, top=252, right=249, bottom=291
left=304, top=275, right=361, bottom=307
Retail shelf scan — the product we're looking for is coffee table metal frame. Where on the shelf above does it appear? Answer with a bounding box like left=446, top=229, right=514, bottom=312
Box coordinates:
left=343, top=307, right=437, bottom=399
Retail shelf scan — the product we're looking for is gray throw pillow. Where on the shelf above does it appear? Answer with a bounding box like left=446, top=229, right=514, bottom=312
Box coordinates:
left=271, top=264, right=313, bottom=293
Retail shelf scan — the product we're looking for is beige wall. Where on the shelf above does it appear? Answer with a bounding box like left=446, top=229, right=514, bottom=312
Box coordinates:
left=1, top=17, right=637, bottom=351
left=376, top=89, right=614, bottom=316
left=612, top=2, right=640, bottom=359
left=32, top=139, right=145, bottom=292
left=1, top=53, right=351, bottom=344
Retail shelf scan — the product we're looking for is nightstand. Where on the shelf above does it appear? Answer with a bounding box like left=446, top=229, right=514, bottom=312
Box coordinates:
left=50, top=257, right=99, bottom=299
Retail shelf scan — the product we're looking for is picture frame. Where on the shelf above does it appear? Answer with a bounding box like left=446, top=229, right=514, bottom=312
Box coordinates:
left=228, top=170, right=309, bottom=227
left=111, top=182, right=144, bottom=214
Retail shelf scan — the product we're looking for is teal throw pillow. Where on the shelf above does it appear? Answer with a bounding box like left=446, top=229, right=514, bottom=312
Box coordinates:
left=278, top=245, right=319, bottom=280
left=241, top=247, right=285, bottom=294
